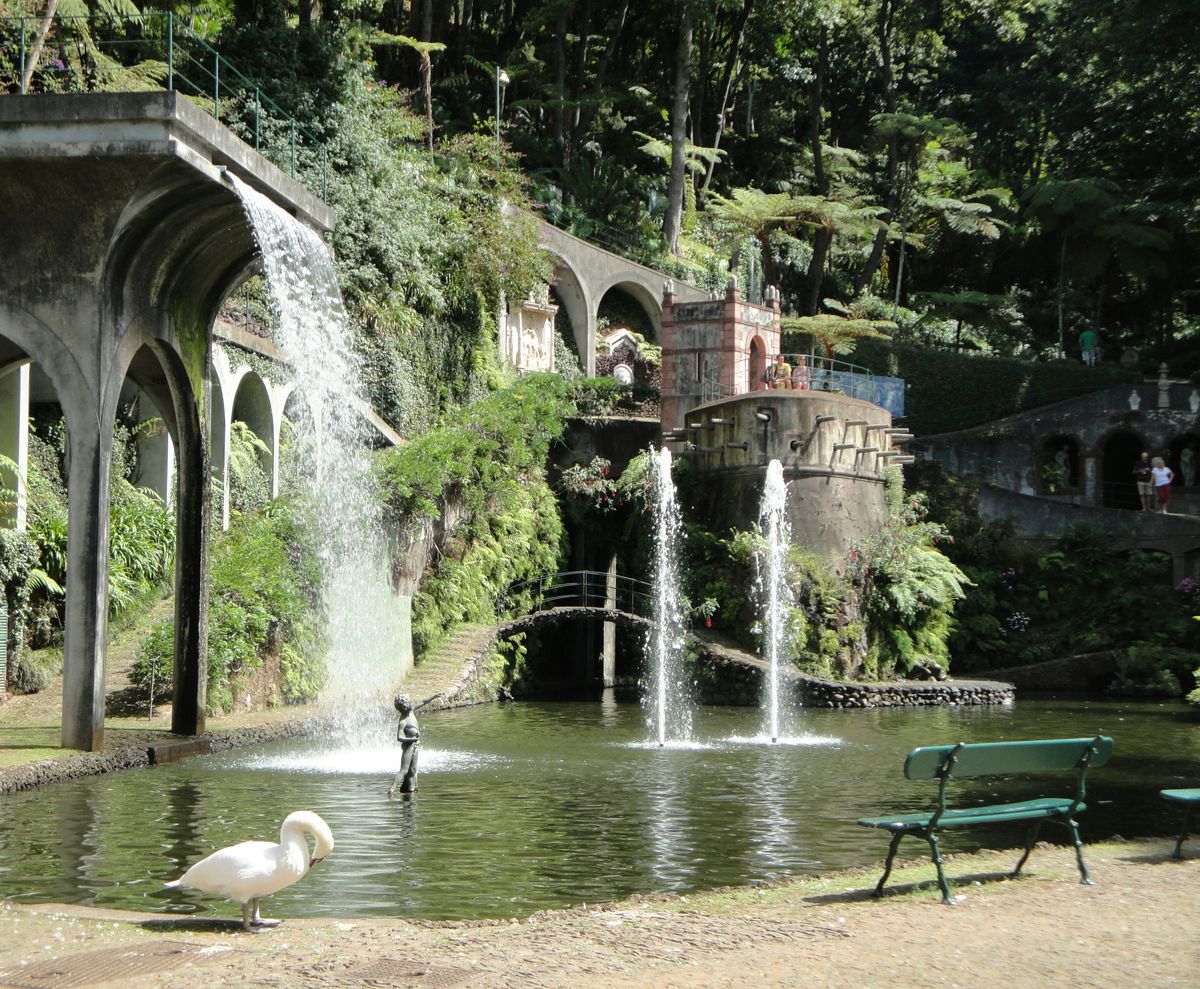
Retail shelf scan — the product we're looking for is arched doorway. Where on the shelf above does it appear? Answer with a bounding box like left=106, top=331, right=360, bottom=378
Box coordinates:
left=1102, top=432, right=1144, bottom=509
left=749, top=336, right=767, bottom=392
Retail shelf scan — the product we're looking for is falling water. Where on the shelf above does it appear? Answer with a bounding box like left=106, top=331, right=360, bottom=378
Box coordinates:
left=645, top=446, right=692, bottom=745
left=757, top=459, right=794, bottom=742
left=229, top=177, right=402, bottom=726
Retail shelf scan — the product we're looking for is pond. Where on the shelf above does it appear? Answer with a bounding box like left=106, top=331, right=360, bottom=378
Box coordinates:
left=0, top=695, right=1195, bottom=921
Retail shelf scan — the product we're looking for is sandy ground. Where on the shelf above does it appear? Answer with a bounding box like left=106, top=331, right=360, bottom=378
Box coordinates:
left=0, top=840, right=1196, bottom=989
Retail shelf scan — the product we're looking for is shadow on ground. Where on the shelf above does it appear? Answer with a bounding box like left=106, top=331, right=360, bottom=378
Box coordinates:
left=803, top=869, right=1032, bottom=905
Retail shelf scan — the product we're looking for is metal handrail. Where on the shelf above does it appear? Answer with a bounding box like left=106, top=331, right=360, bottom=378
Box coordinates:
left=498, top=570, right=655, bottom=620
left=699, top=352, right=877, bottom=403
left=2, top=11, right=328, bottom=200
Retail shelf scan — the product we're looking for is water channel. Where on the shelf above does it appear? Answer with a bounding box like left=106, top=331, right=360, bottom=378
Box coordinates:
left=1, top=696, right=1194, bottom=921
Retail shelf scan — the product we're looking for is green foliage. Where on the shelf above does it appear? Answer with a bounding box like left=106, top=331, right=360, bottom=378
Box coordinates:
left=106, top=479, right=175, bottom=618
left=130, top=501, right=324, bottom=712
left=910, top=462, right=1200, bottom=671
left=322, top=79, right=550, bottom=434
left=1109, top=645, right=1197, bottom=698
left=376, top=375, right=572, bottom=657
left=227, top=421, right=272, bottom=516
left=851, top=469, right=968, bottom=679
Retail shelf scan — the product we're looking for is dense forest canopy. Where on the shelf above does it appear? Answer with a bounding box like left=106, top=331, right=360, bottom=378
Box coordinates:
left=4, top=0, right=1198, bottom=369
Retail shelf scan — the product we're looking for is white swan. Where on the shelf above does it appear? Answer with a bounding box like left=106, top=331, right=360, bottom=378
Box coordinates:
left=165, top=811, right=334, bottom=931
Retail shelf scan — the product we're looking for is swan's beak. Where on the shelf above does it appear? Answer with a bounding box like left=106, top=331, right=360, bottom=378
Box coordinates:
left=310, top=856, right=326, bottom=868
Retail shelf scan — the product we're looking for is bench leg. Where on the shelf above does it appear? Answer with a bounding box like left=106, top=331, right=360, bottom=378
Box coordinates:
left=1065, top=817, right=1093, bottom=885
left=1172, top=805, right=1193, bottom=860
left=872, top=831, right=905, bottom=897
left=1012, top=820, right=1044, bottom=877
left=925, top=832, right=953, bottom=906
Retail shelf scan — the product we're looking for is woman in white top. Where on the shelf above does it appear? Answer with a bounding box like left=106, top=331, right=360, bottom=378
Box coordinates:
left=1151, top=457, right=1174, bottom=513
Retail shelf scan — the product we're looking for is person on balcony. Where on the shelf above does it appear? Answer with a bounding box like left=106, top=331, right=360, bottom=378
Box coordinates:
left=772, top=355, right=792, bottom=389
left=790, top=355, right=810, bottom=391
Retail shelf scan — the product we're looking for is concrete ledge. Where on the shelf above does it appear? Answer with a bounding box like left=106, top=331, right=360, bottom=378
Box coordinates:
left=0, top=92, right=332, bottom=232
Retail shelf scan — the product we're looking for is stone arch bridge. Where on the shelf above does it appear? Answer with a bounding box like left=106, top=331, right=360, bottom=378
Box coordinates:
left=540, top=225, right=709, bottom=375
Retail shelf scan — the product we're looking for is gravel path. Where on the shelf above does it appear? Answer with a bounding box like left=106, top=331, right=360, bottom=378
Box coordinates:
left=1, top=841, right=1195, bottom=989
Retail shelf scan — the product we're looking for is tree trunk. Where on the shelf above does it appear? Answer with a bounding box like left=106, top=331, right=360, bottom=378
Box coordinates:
left=571, top=0, right=593, bottom=133
left=20, top=0, right=60, bottom=93
left=571, top=2, right=630, bottom=147
left=803, top=23, right=829, bottom=314
left=421, top=0, right=433, bottom=41
left=421, top=54, right=434, bottom=153
left=854, top=0, right=899, bottom=296
left=554, top=5, right=569, bottom=156
left=700, top=0, right=753, bottom=198
left=663, top=7, right=694, bottom=257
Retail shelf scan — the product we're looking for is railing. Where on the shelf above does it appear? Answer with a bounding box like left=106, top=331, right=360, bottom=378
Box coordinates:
left=700, top=353, right=877, bottom=404
left=2, top=11, right=329, bottom=199
left=497, top=570, right=654, bottom=620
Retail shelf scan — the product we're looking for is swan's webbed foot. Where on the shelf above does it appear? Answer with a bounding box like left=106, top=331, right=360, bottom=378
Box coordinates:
left=242, top=899, right=282, bottom=931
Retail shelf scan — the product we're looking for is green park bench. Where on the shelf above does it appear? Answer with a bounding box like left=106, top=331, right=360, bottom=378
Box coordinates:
left=1160, top=788, right=1200, bottom=858
left=858, top=735, right=1115, bottom=905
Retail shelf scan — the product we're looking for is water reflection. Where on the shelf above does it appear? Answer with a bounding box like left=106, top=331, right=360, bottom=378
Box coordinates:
left=0, top=697, right=1193, bottom=920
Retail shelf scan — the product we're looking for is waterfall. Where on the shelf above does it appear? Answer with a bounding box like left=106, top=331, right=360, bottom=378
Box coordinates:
left=645, top=446, right=692, bottom=745
left=757, top=459, right=794, bottom=742
left=229, top=177, right=402, bottom=724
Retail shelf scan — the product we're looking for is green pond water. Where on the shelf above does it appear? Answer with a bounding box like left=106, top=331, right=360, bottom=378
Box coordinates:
left=0, top=695, right=1195, bottom=921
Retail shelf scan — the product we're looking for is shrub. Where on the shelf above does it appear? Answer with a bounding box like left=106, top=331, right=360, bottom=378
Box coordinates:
left=130, top=501, right=324, bottom=712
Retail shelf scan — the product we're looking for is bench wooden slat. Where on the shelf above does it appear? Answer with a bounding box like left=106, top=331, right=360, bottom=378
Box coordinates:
left=904, top=736, right=1114, bottom=780
left=858, top=797, right=1081, bottom=831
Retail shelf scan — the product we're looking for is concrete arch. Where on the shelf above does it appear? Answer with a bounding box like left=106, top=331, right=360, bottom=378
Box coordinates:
left=539, top=224, right=708, bottom=377
left=106, top=330, right=208, bottom=736
left=545, top=255, right=595, bottom=375
left=0, top=92, right=331, bottom=750
left=595, top=276, right=664, bottom=341
left=0, top=360, right=30, bottom=530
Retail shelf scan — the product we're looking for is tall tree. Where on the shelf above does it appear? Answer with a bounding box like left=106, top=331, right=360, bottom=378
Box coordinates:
left=663, top=5, right=694, bottom=256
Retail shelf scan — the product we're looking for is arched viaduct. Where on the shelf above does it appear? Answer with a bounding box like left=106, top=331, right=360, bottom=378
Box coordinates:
left=0, top=91, right=333, bottom=750
left=539, top=224, right=708, bottom=375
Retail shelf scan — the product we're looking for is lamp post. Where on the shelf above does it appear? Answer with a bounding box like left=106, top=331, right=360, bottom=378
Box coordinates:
left=495, top=66, right=510, bottom=155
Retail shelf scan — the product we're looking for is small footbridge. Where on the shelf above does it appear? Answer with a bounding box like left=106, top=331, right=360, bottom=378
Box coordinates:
left=495, top=570, right=654, bottom=636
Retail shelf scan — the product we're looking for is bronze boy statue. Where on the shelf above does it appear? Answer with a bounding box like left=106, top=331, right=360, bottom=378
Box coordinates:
left=388, top=693, right=421, bottom=796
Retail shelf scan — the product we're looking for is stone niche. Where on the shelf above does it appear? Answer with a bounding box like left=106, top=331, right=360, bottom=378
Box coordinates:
left=505, top=284, right=559, bottom=373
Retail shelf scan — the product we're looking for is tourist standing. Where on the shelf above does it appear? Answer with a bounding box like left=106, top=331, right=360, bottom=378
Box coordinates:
left=1151, top=456, right=1174, bottom=514
left=1078, top=326, right=1098, bottom=365
left=1132, top=451, right=1154, bottom=511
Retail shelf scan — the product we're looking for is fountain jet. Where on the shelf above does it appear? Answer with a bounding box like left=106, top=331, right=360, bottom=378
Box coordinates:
left=645, top=447, right=692, bottom=746
left=758, top=460, right=794, bottom=743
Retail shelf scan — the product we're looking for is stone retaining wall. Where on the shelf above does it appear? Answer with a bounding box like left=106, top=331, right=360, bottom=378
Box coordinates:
left=0, top=720, right=318, bottom=796
left=698, top=644, right=1014, bottom=709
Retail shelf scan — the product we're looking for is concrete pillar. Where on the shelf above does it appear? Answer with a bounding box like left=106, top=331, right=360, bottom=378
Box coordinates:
left=136, top=417, right=175, bottom=508
left=0, top=362, right=30, bottom=530
left=266, top=382, right=293, bottom=500
left=210, top=375, right=231, bottom=531
left=602, top=552, right=617, bottom=687
left=170, top=385, right=210, bottom=737
left=1083, top=454, right=1098, bottom=505
left=61, top=418, right=112, bottom=751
